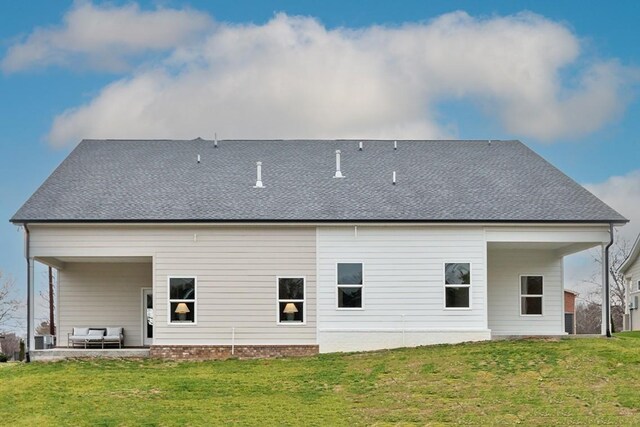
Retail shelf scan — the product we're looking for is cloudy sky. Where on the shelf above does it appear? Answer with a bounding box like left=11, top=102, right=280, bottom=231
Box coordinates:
left=1, top=1, right=639, bottom=325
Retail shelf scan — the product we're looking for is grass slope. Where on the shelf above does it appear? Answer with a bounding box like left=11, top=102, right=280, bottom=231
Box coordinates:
left=2, top=334, right=640, bottom=426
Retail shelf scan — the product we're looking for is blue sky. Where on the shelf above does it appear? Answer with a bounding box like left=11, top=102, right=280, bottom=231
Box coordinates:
left=1, top=1, right=639, bottom=326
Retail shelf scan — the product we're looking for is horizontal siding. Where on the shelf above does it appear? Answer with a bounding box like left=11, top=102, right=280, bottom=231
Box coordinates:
left=488, top=249, right=563, bottom=335
left=32, top=225, right=316, bottom=345
left=58, top=263, right=151, bottom=347
left=317, top=226, right=487, bottom=336
left=627, top=262, right=640, bottom=330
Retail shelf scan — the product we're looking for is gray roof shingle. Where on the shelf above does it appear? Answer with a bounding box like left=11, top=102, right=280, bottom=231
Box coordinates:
left=10, top=139, right=627, bottom=223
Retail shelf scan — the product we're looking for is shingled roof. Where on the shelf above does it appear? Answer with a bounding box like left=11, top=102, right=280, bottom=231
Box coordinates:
left=10, top=139, right=627, bottom=223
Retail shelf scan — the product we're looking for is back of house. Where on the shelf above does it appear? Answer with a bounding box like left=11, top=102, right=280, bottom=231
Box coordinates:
left=11, top=139, right=627, bottom=359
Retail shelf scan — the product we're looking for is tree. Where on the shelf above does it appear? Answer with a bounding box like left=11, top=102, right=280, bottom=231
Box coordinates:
left=35, top=320, right=51, bottom=336
left=579, top=229, right=631, bottom=333
left=19, top=339, right=25, bottom=361
left=0, top=332, right=21, bottom=359
left=0, top=270, right=23, bottom=332
left=37, top=268, right=56, bottom=336
left=575, top=301, right=602, bottom=334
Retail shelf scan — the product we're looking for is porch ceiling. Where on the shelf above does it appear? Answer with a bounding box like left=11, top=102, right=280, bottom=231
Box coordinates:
left=35, top=256, right=152, bottom=270
left=488, top=241, right=600, bottom=256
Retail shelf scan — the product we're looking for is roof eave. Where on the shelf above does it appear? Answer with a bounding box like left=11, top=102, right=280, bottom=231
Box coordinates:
left=9, top=218, right=630, bottom=225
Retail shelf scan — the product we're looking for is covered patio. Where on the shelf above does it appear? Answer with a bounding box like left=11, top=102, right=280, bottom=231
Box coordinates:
left=28, top=255, right=153, bottom=355
left=485, top=225, right=613, bottom=337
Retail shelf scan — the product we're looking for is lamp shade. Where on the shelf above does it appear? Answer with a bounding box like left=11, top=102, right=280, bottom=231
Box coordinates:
left=283, top=303, right=298, bottom=314
left=175, top=302, right=191, bottom=314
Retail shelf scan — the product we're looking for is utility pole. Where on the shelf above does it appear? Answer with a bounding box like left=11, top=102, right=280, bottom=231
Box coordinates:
left=48, top=266, right=55, bottom=336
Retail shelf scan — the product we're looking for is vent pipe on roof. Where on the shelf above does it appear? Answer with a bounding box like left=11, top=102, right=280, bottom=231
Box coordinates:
left=359, top=141, right=363, bottom=151
left=394, top=140, right=397, bottom=150
left=334, top=150, right=344, bottom=178
left=197, top=154, right=201, bottom=163
left=392, top=171, right=396, bottom=185
left=253, top=161, right=265, bottom=188
left=214, top=133, right=218, bottom=148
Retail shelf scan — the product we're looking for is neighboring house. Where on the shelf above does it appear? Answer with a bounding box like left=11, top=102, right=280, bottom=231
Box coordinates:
left=564, top=290, right=578, bottom=335
left=10, top=139, right=627, bottom=359
left=621, top=234, right=640, bottom=331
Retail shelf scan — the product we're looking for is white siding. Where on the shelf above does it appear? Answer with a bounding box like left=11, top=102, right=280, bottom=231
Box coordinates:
left=31, top=225, right=317, bottom=345
left=488, top=248, right=564, bottom=335
left=626, top=259, right=640, bottom=330
left=317, top=226, right=490, bottom=352
left=58, top=262, right=151, bottom=347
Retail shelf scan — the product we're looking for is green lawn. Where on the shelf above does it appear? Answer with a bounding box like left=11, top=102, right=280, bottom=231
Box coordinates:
left=2, top=334, right=640, bottom=426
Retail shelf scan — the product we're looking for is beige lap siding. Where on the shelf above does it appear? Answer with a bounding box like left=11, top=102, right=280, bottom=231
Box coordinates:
left=30, top=225, right=317, bottom=346
left=58, top=262, right=151, bottom=347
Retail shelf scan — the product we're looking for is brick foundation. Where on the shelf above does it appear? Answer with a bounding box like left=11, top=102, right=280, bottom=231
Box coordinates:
left=149, top=345, right=319, bottom=360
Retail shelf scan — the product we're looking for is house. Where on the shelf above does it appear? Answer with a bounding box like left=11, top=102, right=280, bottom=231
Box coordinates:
left=620, top=234, right=640, bottom=330
left=564, top=290, right=578, bottom=334
left=10, top=139, right=627, bottom=360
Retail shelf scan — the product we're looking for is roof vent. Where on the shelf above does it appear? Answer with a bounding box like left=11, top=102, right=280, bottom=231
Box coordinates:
left=334, top=150, right=344, bottom=178
left=359, top=141, right=363, bottom=151
left=214, top=133, right=218, bottom=148
left=394, top=140, right=397, bottom=150
left=197, top=154, right=201, bottom=164
left=253, top=161, right=265, bottom=188
left=392, top=171, right=397, bottom=185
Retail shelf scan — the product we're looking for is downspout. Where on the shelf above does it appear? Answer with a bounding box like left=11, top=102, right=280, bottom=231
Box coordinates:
left=605, top=223, right=614, bottom=338
left=24, top=223, right=31, bottom=362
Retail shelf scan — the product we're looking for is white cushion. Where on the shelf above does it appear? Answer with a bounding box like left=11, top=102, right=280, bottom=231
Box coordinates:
left=106, top=327, right=122, bottom=336
left=87, top=329, right=105, bottom=336
left=73, top=327, right=89, bottom=336
left=103, top=335, right=121, bottom=341
left=69, top=335, right=89, bottom=341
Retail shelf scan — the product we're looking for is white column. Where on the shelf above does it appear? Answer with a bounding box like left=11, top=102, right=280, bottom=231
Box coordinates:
left=601, top=244, right=608, bottom=336
left=28, top=257, right=35, bottom=352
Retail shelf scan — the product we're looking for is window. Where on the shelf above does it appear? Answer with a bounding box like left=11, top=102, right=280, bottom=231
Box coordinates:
left=169, top=277, right=196, bottom=324
left=637, top=280, right=640, bottom=291
left=337, top=263, right=363, bottom=308
left=520, top=276, right=543, bottom=315
left=277, top=277, right=305, bottom=324
left=444, top=263, right=471, bottom=308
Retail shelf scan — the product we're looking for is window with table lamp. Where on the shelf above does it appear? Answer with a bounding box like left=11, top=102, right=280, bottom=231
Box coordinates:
left=168, top=277, right=196, bottom=324
left=277, top=277, right=305, bottom=324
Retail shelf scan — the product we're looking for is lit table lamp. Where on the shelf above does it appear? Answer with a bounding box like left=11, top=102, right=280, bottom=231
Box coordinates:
left=283, top=303, right=298, bottom=321
left=175, top=303, right=190, bottom=321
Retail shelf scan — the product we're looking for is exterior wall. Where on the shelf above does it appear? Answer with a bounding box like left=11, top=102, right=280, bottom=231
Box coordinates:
left=58, top=262, right=151, bottom=347
left=32, top=223, right=606, bottom=354
left=488, top=249, right=564, bottom=335
left=625, top=258, right=640, bottom=330
left=564, top=291, right=576, bottom=313
left=31, top=225, right=317, bottom=346
left=316, top=226, right=490, bottom=353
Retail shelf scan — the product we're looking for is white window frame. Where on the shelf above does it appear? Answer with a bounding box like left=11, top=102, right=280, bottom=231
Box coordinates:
left=167, top=276, right=198, bottom=326
left=443, top=262, right=472, bottom=310
left=520, top=274, right=544, bottom=317
left=276, top=276, right=307, bottom=326
left=336, top=262, right=364, bottom=310
left=637, top=280, right=640, bottom=292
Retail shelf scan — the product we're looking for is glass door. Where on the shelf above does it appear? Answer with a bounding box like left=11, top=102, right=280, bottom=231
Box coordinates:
left=142, top=289, right=153, bottom=346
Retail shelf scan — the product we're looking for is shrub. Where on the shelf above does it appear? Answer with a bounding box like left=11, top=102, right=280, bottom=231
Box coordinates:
left=0, top=353, right=8, bottom=363
left=18, top=340, right=25, bottom=362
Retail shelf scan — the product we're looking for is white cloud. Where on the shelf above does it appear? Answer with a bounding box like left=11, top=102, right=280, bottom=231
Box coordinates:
left=585, top=170, right=640, bottom=242
left=1, top=1, right=212, bottom=73
left=37, top=9, right=636, bottom=146
left=564, top=170, right=640, bottom=295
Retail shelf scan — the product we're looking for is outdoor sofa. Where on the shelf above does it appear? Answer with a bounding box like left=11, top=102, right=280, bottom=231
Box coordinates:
left=68, top=327, right=124, bottom=349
